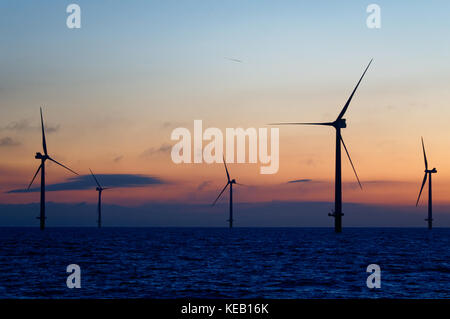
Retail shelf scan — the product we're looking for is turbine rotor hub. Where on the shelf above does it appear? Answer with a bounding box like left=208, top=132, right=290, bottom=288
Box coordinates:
left=231, top=179, right=236, bottom=184
left=333, top=118, right=347, bottom=129
left=35, top=152, right=47, bottom=159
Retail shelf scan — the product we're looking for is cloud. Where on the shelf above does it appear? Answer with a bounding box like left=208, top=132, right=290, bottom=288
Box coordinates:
left=197, top=181, right=212, bottom=191
left=141, top=143, right=172, bottom=157
left=2, top=119, right=60, bottom=133
left=113, top=155, right=123, bottom=163
left=162, top=122, right=173, bottom=128
left=360, top=180, right=413, bottom=185
left=7, top=174, right=165, bottom=193
left=4, top=119, right=32, bottom=131
left=0, top=136, right=20, bottom=147
left=287, top=179, right=312, bottom=184
left=286, top=179, right=411, bottom=187
left=45, top=124, right=60, bottom=133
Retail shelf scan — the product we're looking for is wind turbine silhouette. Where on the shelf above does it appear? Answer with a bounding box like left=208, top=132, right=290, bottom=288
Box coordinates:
left=270, top=60, right=372, bottom=233
left=416, top=137, right=437, bottom=230
left=27, top=107, right=78, bottom=230
left=89, top=169, right=109, bottom=228
left=212, top=157, right=243, bottom=228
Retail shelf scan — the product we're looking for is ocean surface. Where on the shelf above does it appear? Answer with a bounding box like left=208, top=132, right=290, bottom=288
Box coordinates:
left=0, top=227, right=449, bottom=299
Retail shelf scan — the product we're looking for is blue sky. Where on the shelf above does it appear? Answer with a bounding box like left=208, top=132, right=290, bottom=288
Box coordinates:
left=2, top=1, right=449, bottom=94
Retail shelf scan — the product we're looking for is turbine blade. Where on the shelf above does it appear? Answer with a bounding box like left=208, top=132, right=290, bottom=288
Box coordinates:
left=416, top=173, right=428, bottom=206
left=27, top=164, right=42, bottom=190
left=340, top=135, right=362, bottom=189
left=48, top=157, right=78, bottom=175
left=421, top=137, right=428, bottom=170
left=40, top=107, right=48, bottom=155
left=89, top=168, right=102, bottom=188
left=212, top=182, right=230, bottom=206
left=336, top=59, right=373, bottom=120
left=268, top=122, right=334, bottom=126
left=223, top=156, right=230, bottom=182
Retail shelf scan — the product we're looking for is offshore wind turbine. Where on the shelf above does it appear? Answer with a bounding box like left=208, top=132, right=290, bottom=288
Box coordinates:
left=270, top=60, right=372, bottom=233
left=27, top=107, right=78, bottom=230
left=212, top=157, right=243, bottom=228
left=416, top=137, right=437, bottom=230
left=89, top=169, right=109, bottom=228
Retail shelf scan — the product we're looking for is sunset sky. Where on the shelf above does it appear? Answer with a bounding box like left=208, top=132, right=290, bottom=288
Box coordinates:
left=1, top=1, right=450, bottom=226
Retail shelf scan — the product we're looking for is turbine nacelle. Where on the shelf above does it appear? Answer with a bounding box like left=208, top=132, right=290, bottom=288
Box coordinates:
left=90, top=169, right=106, bottom=192
left=333, top=118, right=347, bottom=129
left=328, top=211, right=344, bottom=217
left=426, top=168, right=437, bottom=173
left=230, top=179, right=236, bottom=184
left=35, top=152, right=47, bottom=160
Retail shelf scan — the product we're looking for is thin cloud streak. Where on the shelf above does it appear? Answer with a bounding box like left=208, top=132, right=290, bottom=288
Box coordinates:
left=113, top=155, right=123, bottom=163
left=1, top=119, right=60, bottom=133
left=7, top=174, right=165, bottom=193
left=0, top=137, right=20, bottom=147
left=197, top=181, right=212, bottom=191
left=141, top=143, right=172, bottom=157
left=287, top=179, right=313, bottom=184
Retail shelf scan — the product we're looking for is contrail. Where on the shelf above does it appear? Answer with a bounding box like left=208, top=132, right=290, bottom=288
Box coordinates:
left=225, top=57, right=243, bottom=63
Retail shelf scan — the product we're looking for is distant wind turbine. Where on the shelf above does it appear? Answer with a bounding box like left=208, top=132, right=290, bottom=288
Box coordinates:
left=27, top=107, right=78, bottom=230
left=89, top=169, right=109, bottom=228
left=416, top=137, right=437, bottom=230
left=270, top=60, right=372, bottom=233
left=212, top=157, right=243, bottom=228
